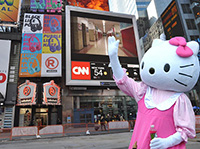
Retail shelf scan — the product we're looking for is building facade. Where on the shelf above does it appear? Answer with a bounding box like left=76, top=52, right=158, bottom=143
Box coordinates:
left=0, top=0, right=141, bottom=128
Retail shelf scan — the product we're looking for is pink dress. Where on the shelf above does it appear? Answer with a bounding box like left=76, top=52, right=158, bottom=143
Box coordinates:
left=114, top=70, right=196, bottom=149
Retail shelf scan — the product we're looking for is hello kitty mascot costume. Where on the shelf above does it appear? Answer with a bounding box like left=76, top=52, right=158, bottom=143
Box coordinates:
left=108, top=35, right=199, bottom=149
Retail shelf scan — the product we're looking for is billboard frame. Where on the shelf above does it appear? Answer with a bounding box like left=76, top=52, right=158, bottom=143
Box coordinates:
left=65, top=6, right=141, bottom=86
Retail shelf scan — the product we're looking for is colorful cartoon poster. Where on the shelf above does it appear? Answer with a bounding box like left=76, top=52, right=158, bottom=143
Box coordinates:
left=30, top=0, right=62, bottom=12
left=0, top=0, right=21, bottom=22
left=21, top=33, right=43, bottom=54
left=41, top=54, right=61, bottom=77
left=0, top=40, right=11, bottom=98
left=46, top=0, right=62, bottom=12
left=30, top=0, right=46, bottom=12
left=42, top=33, right=62, bottom=53
left=22, top=13, right=44, bottom=33
left=19, top=54, right=41, bottom=77
left=43, top=15, right=62, bottom=33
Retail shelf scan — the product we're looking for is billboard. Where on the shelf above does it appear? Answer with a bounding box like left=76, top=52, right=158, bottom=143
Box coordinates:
left=65, top=6, right=141, bottom=86
left=19, top=13, right=62, bottom=77
left=0, top=0, right=21, bottom=24
left=30, top=0, right=62, bottom=12
left=0, top=40, right=11, bottom=99
left=67, top=0, right=109, bottom=11
left=161, top=0, right=184, bottom=40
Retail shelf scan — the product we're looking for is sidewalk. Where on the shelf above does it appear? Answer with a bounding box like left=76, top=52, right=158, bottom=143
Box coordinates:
left=0, top=131, right=200, bottom=149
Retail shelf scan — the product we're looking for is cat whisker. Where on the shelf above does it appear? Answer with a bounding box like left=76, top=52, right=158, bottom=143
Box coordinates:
left=179, top=73, right=192, bottom=78
left=174, top=79, right=187, bottom=87
left=180, top=64, right=194, bottom=68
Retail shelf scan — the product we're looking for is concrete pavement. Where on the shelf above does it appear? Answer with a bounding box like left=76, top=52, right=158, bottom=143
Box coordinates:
left=0, top=132, right=200, bottom=149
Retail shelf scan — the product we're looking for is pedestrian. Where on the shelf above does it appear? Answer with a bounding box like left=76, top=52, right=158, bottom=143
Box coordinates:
left=100, top=114, right=107, bottom=131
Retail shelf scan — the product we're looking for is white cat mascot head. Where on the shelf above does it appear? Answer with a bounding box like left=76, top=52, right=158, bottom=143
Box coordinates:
left=140, top=36, right=200, bottom=92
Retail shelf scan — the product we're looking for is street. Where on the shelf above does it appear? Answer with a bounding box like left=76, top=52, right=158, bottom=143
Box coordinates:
left=0, top=132, right=200, bottom=149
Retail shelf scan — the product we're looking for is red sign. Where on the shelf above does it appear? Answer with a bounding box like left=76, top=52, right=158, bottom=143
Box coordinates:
left=0, top=73, right=6, bottom=83
left=23, top=86, right=31, bottom=96
left=71, top=61, right=91, bottom=80
left=45, top=57, right=59, bottom=70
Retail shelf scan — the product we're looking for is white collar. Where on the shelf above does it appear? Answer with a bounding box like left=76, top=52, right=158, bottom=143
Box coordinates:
left=144, top=87, right=182, bottom=111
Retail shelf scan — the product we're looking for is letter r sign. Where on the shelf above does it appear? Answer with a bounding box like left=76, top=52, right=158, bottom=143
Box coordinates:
left=0, top=73, right=6, bottom=83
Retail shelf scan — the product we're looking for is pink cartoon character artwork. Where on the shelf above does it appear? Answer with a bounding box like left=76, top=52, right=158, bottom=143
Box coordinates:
left=108, top=35, right=199, bottom=149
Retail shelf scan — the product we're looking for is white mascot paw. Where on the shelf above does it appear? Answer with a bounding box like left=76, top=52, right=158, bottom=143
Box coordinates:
left=150, top=138, right=168, bottom=149
left=108, top=36, right=120, bottom=57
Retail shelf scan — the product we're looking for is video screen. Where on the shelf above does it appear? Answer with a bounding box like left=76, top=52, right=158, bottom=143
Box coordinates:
left=67, top=0, right=109, bottom=11
left=71, top=15, right=138, bottom=59
left=66, top=7, right=140, bottom=86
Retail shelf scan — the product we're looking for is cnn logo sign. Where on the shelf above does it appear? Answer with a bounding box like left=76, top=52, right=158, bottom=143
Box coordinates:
left=71, top=61, right=91, bottom=80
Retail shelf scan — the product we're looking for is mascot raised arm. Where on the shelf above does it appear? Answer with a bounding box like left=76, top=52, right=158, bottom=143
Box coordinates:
left=108, top=35, right=199, bottom=149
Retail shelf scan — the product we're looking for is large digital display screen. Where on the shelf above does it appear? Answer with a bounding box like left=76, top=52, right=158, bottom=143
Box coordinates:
left=161, top=0, right=184, bottom=40
left=67, top=0, right=109, bottom=11
left=66, top=6, right=141, bottom=86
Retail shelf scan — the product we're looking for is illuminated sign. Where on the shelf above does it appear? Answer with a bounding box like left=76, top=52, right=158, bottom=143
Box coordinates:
left=161, top=0, right=184, bottom=40
left=43, top=80, right=61, bottom=105
left=71, top=61, right=91, bottom=80
left=0, top=40, right=11, bottom=98
left=17, top=80, right=37, bottom=105
left=0, top=0, right=21, bottom=23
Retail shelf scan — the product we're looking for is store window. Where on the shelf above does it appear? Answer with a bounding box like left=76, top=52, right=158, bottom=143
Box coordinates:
left=19, top=108, right=32, bottom=127
left=75, top=96, right=137, bottom=123
left=190, top=35, right=200, bottom=40
left=186, top=19, right=197, bottom=29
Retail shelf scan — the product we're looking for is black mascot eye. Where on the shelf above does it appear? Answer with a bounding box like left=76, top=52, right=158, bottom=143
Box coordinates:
left=141, top=62, right=144, bottom=69
left=164, top=63, right=170, bottom=72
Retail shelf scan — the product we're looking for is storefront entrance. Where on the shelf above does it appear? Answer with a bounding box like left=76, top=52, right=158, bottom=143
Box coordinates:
left=15, top=106, right=62, bottom=127
left=34, top=108, right=48, bottom=126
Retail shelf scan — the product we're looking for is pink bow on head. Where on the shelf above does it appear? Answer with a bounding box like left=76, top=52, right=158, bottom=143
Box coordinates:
left=169, top=37, right=193, bottom=57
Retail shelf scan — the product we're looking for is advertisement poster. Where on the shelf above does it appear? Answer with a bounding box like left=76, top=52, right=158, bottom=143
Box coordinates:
left=19, top=54, right=42, bottom=77
left=30, top=0, right=62, bottom=12
left=41, top=54, right=61, bottom=77
left=43, top=15, right=62, bottom=33
left=22, top=13, right=44, bottom=33
left=20, top=13, right=62, bottom=77
left=0, top=0, right=21, bottom=23
left=30, top=0, right=46, bottom=12
left=42, top=33, right=62, bottom=53
left=21, top=33, right=43, bottom=54
left=0, top=40, right=11, bottom=98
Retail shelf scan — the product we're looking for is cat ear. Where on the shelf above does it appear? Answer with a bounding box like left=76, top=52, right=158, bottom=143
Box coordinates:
left=187, top=41, right=199, bottom=56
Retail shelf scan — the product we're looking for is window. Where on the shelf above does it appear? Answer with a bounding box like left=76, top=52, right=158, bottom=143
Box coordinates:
left=186, top=19, right=197, bottom=29
left=181, top=4, right=192, bottom=13
left=190, top=35, right=200, bottom=40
